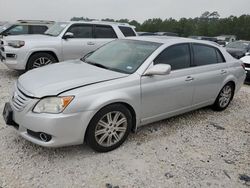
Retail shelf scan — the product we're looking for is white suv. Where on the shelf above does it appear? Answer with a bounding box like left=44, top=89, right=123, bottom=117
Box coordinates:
left=0, top=21, right=137, bottom=70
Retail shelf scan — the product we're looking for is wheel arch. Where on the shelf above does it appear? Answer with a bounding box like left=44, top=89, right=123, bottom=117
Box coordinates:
left=26, top=50, right=59, bottom=70
left=83, top=101, right=138, bottom=142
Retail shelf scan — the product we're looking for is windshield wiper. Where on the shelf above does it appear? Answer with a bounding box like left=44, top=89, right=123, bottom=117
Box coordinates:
left=84, top=60, right=110, bottom=70
left=44, top=33, right=54, bottom=36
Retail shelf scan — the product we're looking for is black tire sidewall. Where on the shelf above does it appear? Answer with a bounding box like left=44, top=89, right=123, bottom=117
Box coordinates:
left=27, top=53, right=57, bottom=71
left=86, top=104, right=132, bottom=152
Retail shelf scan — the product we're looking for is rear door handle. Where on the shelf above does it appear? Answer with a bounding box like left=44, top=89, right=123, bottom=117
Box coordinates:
left=87, top=42, right=95, bottom=45
left=185, top=76, right=194, bottom=81
left=221, top=70, right=227, bottom=75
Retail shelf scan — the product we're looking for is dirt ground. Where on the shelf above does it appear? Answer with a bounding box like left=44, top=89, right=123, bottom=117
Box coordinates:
left=0, top=63, right=249, bottom=188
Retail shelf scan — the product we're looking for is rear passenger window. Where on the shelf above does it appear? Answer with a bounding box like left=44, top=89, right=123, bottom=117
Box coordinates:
left=95, top=25, right=117, bottom=38
left=67, top=24, right=93, bottom=38
left=154, top=44, right=191, bottom=70
left=119, top=26, right=136, bottom=37
left=193, top=44, right=218, bottom=66
left=30, top=25, right=48, bottom=34
left=6, top=25, right=29, bottom=35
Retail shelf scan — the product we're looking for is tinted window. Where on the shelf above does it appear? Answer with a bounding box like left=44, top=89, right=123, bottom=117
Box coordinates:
left=95, top=25, right=117, bottom=38
left=30, top=25, right=48, bottom=34
left=119, top=26, right=136, bottom=37
left=193, top=44, right=218, bottom=66
left=154, top=44, right=191, bottom=70
left=67, top=24, right=93, bottom=38
left=6, top=25, right=29, bottom=35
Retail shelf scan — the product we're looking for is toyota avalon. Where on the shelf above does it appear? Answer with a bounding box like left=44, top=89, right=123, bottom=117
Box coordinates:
left=3, top=37, right=246, bottom=152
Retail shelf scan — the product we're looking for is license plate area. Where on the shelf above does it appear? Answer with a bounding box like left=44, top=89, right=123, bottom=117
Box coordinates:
left=3, top=102, right=19, bottom=129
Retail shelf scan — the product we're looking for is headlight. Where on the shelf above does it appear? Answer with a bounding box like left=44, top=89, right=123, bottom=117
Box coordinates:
left=33, top=96, right=74, bottom=114
left=7, top=40, right=25, bottom=48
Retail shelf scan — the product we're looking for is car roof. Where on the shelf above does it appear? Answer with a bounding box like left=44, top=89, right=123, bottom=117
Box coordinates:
left=126, top=36, right=221, bottom=47
left=64, top=21, right=134, bottom=27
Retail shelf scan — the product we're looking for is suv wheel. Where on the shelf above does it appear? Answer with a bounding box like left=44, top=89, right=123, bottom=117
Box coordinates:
left=212, top=83, right=234, bottom=111
left=86, top=104, right=132, bottom=152
left=27, top=53, right=57, bottom=70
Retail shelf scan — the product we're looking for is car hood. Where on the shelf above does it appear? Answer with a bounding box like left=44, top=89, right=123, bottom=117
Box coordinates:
left=18, top=60, right=128, bottom=98
left=2, top=34, right=55, bottom=42
left=241, top=56, right=250, bottom=64
left=226, top=47, right=247, bottom=54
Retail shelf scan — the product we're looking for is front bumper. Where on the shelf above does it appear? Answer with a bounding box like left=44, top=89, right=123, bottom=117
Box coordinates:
left=0, top=45, right=28, bottom=70
left=4, top=100, right=94, bottom=147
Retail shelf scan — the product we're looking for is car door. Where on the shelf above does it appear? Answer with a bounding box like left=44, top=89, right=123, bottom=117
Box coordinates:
left=62, top=24, right=95, bottom=60
left=140, top=43, right=195, bottom=124
left=190, top=43, right=229, bottom=105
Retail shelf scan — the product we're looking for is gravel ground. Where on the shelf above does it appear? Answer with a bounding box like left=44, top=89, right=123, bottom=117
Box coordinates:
left=0, top=63, right=249, bottom=188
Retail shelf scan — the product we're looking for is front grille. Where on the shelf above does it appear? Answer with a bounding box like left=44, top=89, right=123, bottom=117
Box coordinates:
left=12, top=86, right=32, bottom=111
left=244, top=63, right=250, bottom=68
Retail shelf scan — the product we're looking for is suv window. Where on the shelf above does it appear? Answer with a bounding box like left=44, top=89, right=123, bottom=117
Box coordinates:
left=30, top=25, right=48, bottom=34
left=6, top=25, right=29, bottom=35
left=95, top=25, right=117, bottom=38
left=154, top=44, right=191, bottom=70
left=67, top=24, right=93, bottom=38
left=119, top=26, right=136, bottom=37
left=193, top=44, right=220, bottom=66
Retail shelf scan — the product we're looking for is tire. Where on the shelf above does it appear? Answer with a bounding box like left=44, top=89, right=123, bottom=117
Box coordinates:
left=212, top=83, right=234, bottom=111
left=26, top=52, right=57, bottom=71
left=86, top=104, right=132, bottom=152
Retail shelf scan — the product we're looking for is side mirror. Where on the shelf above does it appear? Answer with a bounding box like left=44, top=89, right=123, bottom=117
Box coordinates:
left=63, top=32, right=74, bottom=39
left=144, top=64, right=171, bottom=76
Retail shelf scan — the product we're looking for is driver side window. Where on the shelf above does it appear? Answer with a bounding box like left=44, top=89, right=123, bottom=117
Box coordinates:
left=67, top=24, right=93, bottom=38
left=154, top=44, right=191, bottom=71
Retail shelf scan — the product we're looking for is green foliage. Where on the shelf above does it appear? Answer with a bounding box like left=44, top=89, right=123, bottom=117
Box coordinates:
left=70, top=12, right=250, bottom=40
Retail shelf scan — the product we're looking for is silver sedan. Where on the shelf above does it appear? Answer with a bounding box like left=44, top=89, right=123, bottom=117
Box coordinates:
left=3, top=37, right=246, bottom=152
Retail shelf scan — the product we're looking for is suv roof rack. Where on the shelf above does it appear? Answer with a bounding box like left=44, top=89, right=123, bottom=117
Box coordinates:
left=17, top=20, right=55, bottom=24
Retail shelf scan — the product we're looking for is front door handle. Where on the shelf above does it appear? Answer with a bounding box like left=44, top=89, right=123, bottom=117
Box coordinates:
left=87, top=42, right=95, bottom=45
left=185, top=76, right=194, bottom=81
left=221, top=70, right=227, bottom=75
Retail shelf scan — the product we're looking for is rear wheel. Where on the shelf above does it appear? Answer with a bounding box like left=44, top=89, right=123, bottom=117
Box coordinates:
left=86, top=104, right=132, bottom=152
left=212, top=83, right=234, bottom=111
left=26, top=52, right=57, bottom=71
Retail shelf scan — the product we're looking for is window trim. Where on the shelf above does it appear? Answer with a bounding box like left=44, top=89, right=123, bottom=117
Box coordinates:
left=93, top=24, right=117, bottom=39
left=63, top=23, right=94, bottom=39
left=191, top=43, right=226, bottom=67
left=153, top=43, right=192, bottom=71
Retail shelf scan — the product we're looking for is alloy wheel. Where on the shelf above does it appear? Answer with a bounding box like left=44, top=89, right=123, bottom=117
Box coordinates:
left=94, top=111, right=128, bottom=147
left=33, top=57, right=53, bottom=68
left=219, top=85, right=232, bottom=108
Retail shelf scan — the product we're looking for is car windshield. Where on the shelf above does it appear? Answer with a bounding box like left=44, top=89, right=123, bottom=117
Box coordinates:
left=226, top=41, right=250, bottom=49
left=83, top=40, right=161, bottom=74
left=44, top=22, right=68, bottom=36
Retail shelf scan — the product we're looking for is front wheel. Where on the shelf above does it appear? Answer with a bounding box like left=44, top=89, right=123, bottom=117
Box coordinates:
left=212, top=83, right=234, bottom=111
left=26, top=52, right=57, bottom=71
left=86, top=104, right=132, bottom=152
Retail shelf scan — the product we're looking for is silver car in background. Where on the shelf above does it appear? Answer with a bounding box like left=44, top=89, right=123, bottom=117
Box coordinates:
left=3, top=37, right=246, bottom=152
left=0, top=21, right=137, bottom=71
